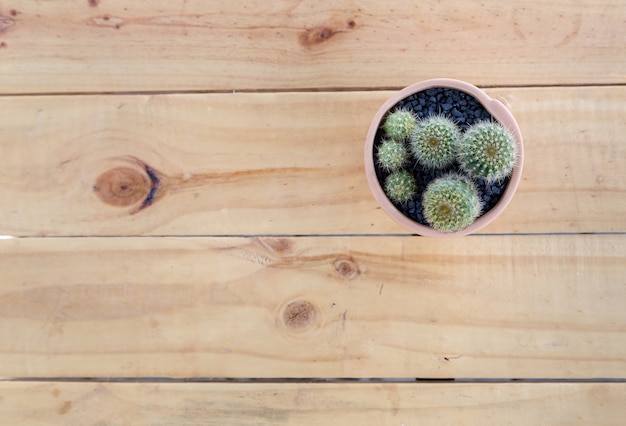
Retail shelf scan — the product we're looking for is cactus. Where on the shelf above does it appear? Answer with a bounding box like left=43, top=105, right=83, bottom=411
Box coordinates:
left=376, top=139, right=409, bottom=171
left=422, top=173, right=482, bottom=232
left=410, top=114, right=461, bottom=169
left=458, top=120, right=517, bottom=182
left=384, top=170, right=417, bottom=203
left=383, top=108, right=418, bottom=141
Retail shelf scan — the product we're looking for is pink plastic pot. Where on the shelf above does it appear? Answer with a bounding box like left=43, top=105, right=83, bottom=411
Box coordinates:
left=364, top=78, right=524, bottom=238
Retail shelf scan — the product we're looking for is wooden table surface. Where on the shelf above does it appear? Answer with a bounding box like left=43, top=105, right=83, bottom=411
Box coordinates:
left=1, top=0, right=625, bottom=424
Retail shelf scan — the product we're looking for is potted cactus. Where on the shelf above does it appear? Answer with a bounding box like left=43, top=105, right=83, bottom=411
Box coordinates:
left=364, top=78, right=524, bottom=238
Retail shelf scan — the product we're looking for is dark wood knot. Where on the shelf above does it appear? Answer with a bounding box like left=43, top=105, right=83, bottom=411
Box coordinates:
left=282, top=300, right=316, bottom=330
left=333, top=255, right=360, bottom=280
left=93, top=167, right=150, bottom=207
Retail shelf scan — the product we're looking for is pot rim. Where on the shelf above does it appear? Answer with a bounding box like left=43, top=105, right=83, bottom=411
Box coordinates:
left=364, top=78, right=524, bottom=238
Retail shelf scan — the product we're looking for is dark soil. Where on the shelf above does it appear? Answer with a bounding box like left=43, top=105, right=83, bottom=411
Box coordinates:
left=373, top=87, right=511, bottom=227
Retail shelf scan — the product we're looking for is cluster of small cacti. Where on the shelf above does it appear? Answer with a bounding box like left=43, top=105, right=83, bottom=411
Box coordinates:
left=377, top=108, right=517, bottom=232
left=377, top=110, right=419, bottom=204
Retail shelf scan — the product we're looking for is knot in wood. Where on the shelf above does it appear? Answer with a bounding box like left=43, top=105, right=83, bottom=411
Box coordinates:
left=282, top=300, right=316, bottom=330
left=299, top=26, right=337, bottom=48
left=94, top=167, right=150, bottom=207
left=0, top=15, right=16, bottom=33
left=333, top=255, right=360, bottom=280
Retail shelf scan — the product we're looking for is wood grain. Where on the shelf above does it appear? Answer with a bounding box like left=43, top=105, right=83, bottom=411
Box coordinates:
left=2, top=0, right=623, bottom=420
left=0, top=87, right=624, bottom=236
left=0, top=381, right=625, bottom=425
left=0, top=235, right=624, bottom=378
left=0, top=0, right=624, bottom=94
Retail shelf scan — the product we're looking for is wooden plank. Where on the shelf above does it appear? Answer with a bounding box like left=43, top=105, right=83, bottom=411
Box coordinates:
left=0, top=0, right=624, bottom=94
left=0, top=86, right=624, bottom=236
left=0, top=381, right=625, bottom=425
left=0, top=235, right=624, bottom=378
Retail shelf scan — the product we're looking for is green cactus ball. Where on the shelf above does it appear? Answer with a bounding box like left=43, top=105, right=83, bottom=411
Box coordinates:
left=377, top=139, right=409, bottom=171
left=410, top=114, right=461, bottom=169
left=458, top=120, right=518, bottom=183
left=422, top=174, right=482, bottom=233
left=384, top=170, right=417, bottom=204
left=383, top=108, right=418, bottom=141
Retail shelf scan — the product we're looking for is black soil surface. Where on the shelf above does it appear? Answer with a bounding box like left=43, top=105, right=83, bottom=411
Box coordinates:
left=373, top=87, right=511, bottom=226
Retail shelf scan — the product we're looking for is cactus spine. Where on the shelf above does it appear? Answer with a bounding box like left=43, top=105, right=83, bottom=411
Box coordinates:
left=410, top=114, right=461, bottom=168
left=384, top=170, right=417, bottom=203
left=383, top=108, right=418, bottom=141
left=458, top=120, right=517, bottom=182
left=376, top=139, right=409, bottom=171
left=422, top=173, right=482, bottom=232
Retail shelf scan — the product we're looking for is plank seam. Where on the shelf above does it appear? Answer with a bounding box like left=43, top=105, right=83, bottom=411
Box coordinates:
left=1, top=232, right=625, bottom=239
left=0, top=83, right=625, bottom=98
left=3, top=378, right=626, bottom=384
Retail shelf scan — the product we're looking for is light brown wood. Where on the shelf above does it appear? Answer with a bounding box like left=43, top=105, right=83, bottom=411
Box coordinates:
left=0, top=235, right=624, bottom=378
left=0, top=87, right=624, bottom=236
left=0, top=381, right=625, bottom=425
left=0, top=0, right=623, bottom=94
left=2, top=0, right=623, bottom=420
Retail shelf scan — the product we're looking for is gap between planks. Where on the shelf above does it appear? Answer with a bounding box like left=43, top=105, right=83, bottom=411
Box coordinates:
left=4, top=378, right=626, bottom=383
left=1, top=232, right=626, bottom=239
left=0, top=83, right=625, bottom=98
